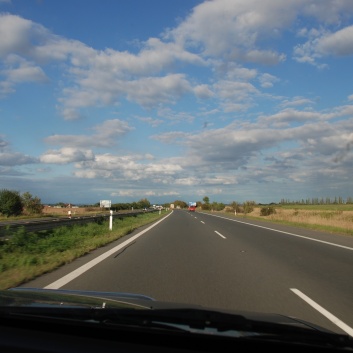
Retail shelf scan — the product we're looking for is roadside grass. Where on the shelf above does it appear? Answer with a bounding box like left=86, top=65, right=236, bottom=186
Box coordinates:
left=0, top=208, right=109, bottom=222
left=273, top=204, right=353, bottom=211
left=0, top=211, right=170, bottom=290
left=208, top=205, right=353, bottom=237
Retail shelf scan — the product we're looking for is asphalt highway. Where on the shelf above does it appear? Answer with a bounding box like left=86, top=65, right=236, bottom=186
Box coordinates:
left=22, top=209, right=353, bottom=336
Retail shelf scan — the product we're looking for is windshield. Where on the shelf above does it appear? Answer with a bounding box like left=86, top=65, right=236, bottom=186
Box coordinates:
left=1, top=0, right=353, bottom=344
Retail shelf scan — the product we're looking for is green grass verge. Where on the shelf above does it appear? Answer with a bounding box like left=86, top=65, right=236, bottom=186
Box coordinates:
left=0, top=211, right=170, bottom=290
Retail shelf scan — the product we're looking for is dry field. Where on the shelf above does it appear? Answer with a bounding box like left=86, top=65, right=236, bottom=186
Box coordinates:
left=42, top=206, right=105, bottom=216
left=247, top=207, right=353, bottom=234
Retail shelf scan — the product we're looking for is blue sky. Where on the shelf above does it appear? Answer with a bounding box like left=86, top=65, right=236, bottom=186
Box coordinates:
left=1, top=0, right=353, bottom=205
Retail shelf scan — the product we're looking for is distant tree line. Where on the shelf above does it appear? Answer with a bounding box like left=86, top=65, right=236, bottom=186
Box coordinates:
left=196, top=196, right=257, bottom=214
left=279, top=197, right=352, bottom=205
left=104, top=198, right=151, bottom=211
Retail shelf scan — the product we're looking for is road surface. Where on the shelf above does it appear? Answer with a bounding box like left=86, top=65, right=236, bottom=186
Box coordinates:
left=22, top=209, right=353, bottom=336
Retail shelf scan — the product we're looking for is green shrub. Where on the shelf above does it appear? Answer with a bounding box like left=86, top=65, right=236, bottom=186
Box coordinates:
left=260, top=206, right=276, bottom=216
left=243, top=201, right=256, bottom=214
left=0, top=189, right=23, bottom=217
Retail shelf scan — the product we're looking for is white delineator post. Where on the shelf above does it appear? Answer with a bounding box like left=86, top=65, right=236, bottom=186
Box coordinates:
left=109, top=210, right=113, bottom=230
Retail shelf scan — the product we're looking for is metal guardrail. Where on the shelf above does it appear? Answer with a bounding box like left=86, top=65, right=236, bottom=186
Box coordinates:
left=0, top=210, right=153, bottom=239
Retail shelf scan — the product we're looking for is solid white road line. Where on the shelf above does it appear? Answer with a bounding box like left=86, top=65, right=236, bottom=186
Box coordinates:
left=291, top=288, right=353, bottom=337
left=44, top=211, right=173, bottom=290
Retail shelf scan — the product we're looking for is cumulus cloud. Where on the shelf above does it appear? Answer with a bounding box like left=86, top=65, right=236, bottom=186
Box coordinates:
left=0, top=137, right=38, bottom=166
left=72, top=153, right=183, bottom=182
left=258, top=73, right=279, bottom=88
left=293, top=24, right=353, bottom=66
left=166, top=0, right=299, bottom=58
left=40, top=148, right=95, bottom=164
left=3, top=55, right=47, bottom=82
left=0, top=14, right=46, bottom=57
left=193, top=84, right=214, bottom=99
left=2, top=1, right=353, bottom=118
left=175, top=106, right=353, bottom=182
left=44, top=119, right=133, bottom=147
left=316, top=25, right=353, bottom=56
left=279, top=97, right=315, bottom=108
left=0, top=152, right=38, bottom=166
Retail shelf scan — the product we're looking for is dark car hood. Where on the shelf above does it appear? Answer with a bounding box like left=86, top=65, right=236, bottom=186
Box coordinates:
left=0, top=287, right=337, bottom=333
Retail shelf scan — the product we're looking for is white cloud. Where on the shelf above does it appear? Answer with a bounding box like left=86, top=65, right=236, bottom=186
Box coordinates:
left=69, top=152, right=185, bottom=185
left=0, top=14, right=44, bottom=57
left=240, top=49, right=286, bottom=65
left=260, top=108, right=323, bottom=125
left=316, top=25, right=353, bottom=56
left=293, top=24, right=353, bottom=66
left=3, top=55, right=47, bottom=83
left=225, top=66, right=258, bottom=81
left=2, top=1, right=353, bottom=119
left=157, top=107, right=195, bottom=123
left=139, top=116, right=163, bottom=128
left=0, top=137, right=38, bottom=166
left=167, top=0, right=299, bottom=59
left=193, top=84, right=214, bottom=99
left=125, top=74, right=192, bottom=107
left=40, top=148, right=95, bottom=164
left=0, top=152, right=38, bottom=166
left=44, top=119, right=133, bottom=147
left=259, top=73, right=279, bottom=88
left=279, top=97, right=315, bottom=108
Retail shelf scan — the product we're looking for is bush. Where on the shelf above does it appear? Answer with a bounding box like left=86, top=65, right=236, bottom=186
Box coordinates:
left=0, top=189, right=23, bottom=217
left=260, top=206, right=276, bottom=216
left=243, top=201, right=256, bottom=214
left=21, top=192, right=43, bottom=215
left=201, top=203, right=211, bottom=210
left=229, top=201, right=242, bottom=213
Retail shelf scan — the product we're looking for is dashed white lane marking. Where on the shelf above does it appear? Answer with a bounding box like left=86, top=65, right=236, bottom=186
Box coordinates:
left=215, top=230, right=226, bottom=239
left=291, top=288, right=353, bottom=337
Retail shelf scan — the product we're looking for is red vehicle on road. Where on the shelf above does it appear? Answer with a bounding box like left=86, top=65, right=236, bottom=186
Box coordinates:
left=188, top=202, right=196, bottom=212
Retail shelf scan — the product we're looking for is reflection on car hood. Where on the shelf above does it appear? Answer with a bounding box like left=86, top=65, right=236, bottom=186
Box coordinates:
left=1, top=287, right=353, bottom=350
left=1, top=287, right=156, bottom=310
left=0, top=287, right=339, bottom=331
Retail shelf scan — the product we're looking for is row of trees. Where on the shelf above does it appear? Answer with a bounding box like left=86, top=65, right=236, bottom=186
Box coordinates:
left=193, top=195, right=353, bottom=212
left=95, top=198, right=152, bottom=211
left=193, top=196, right=256, bottom=214
left=280, top=197, right=353, bottom=205
left=0, top=189, right=43, bottom=217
